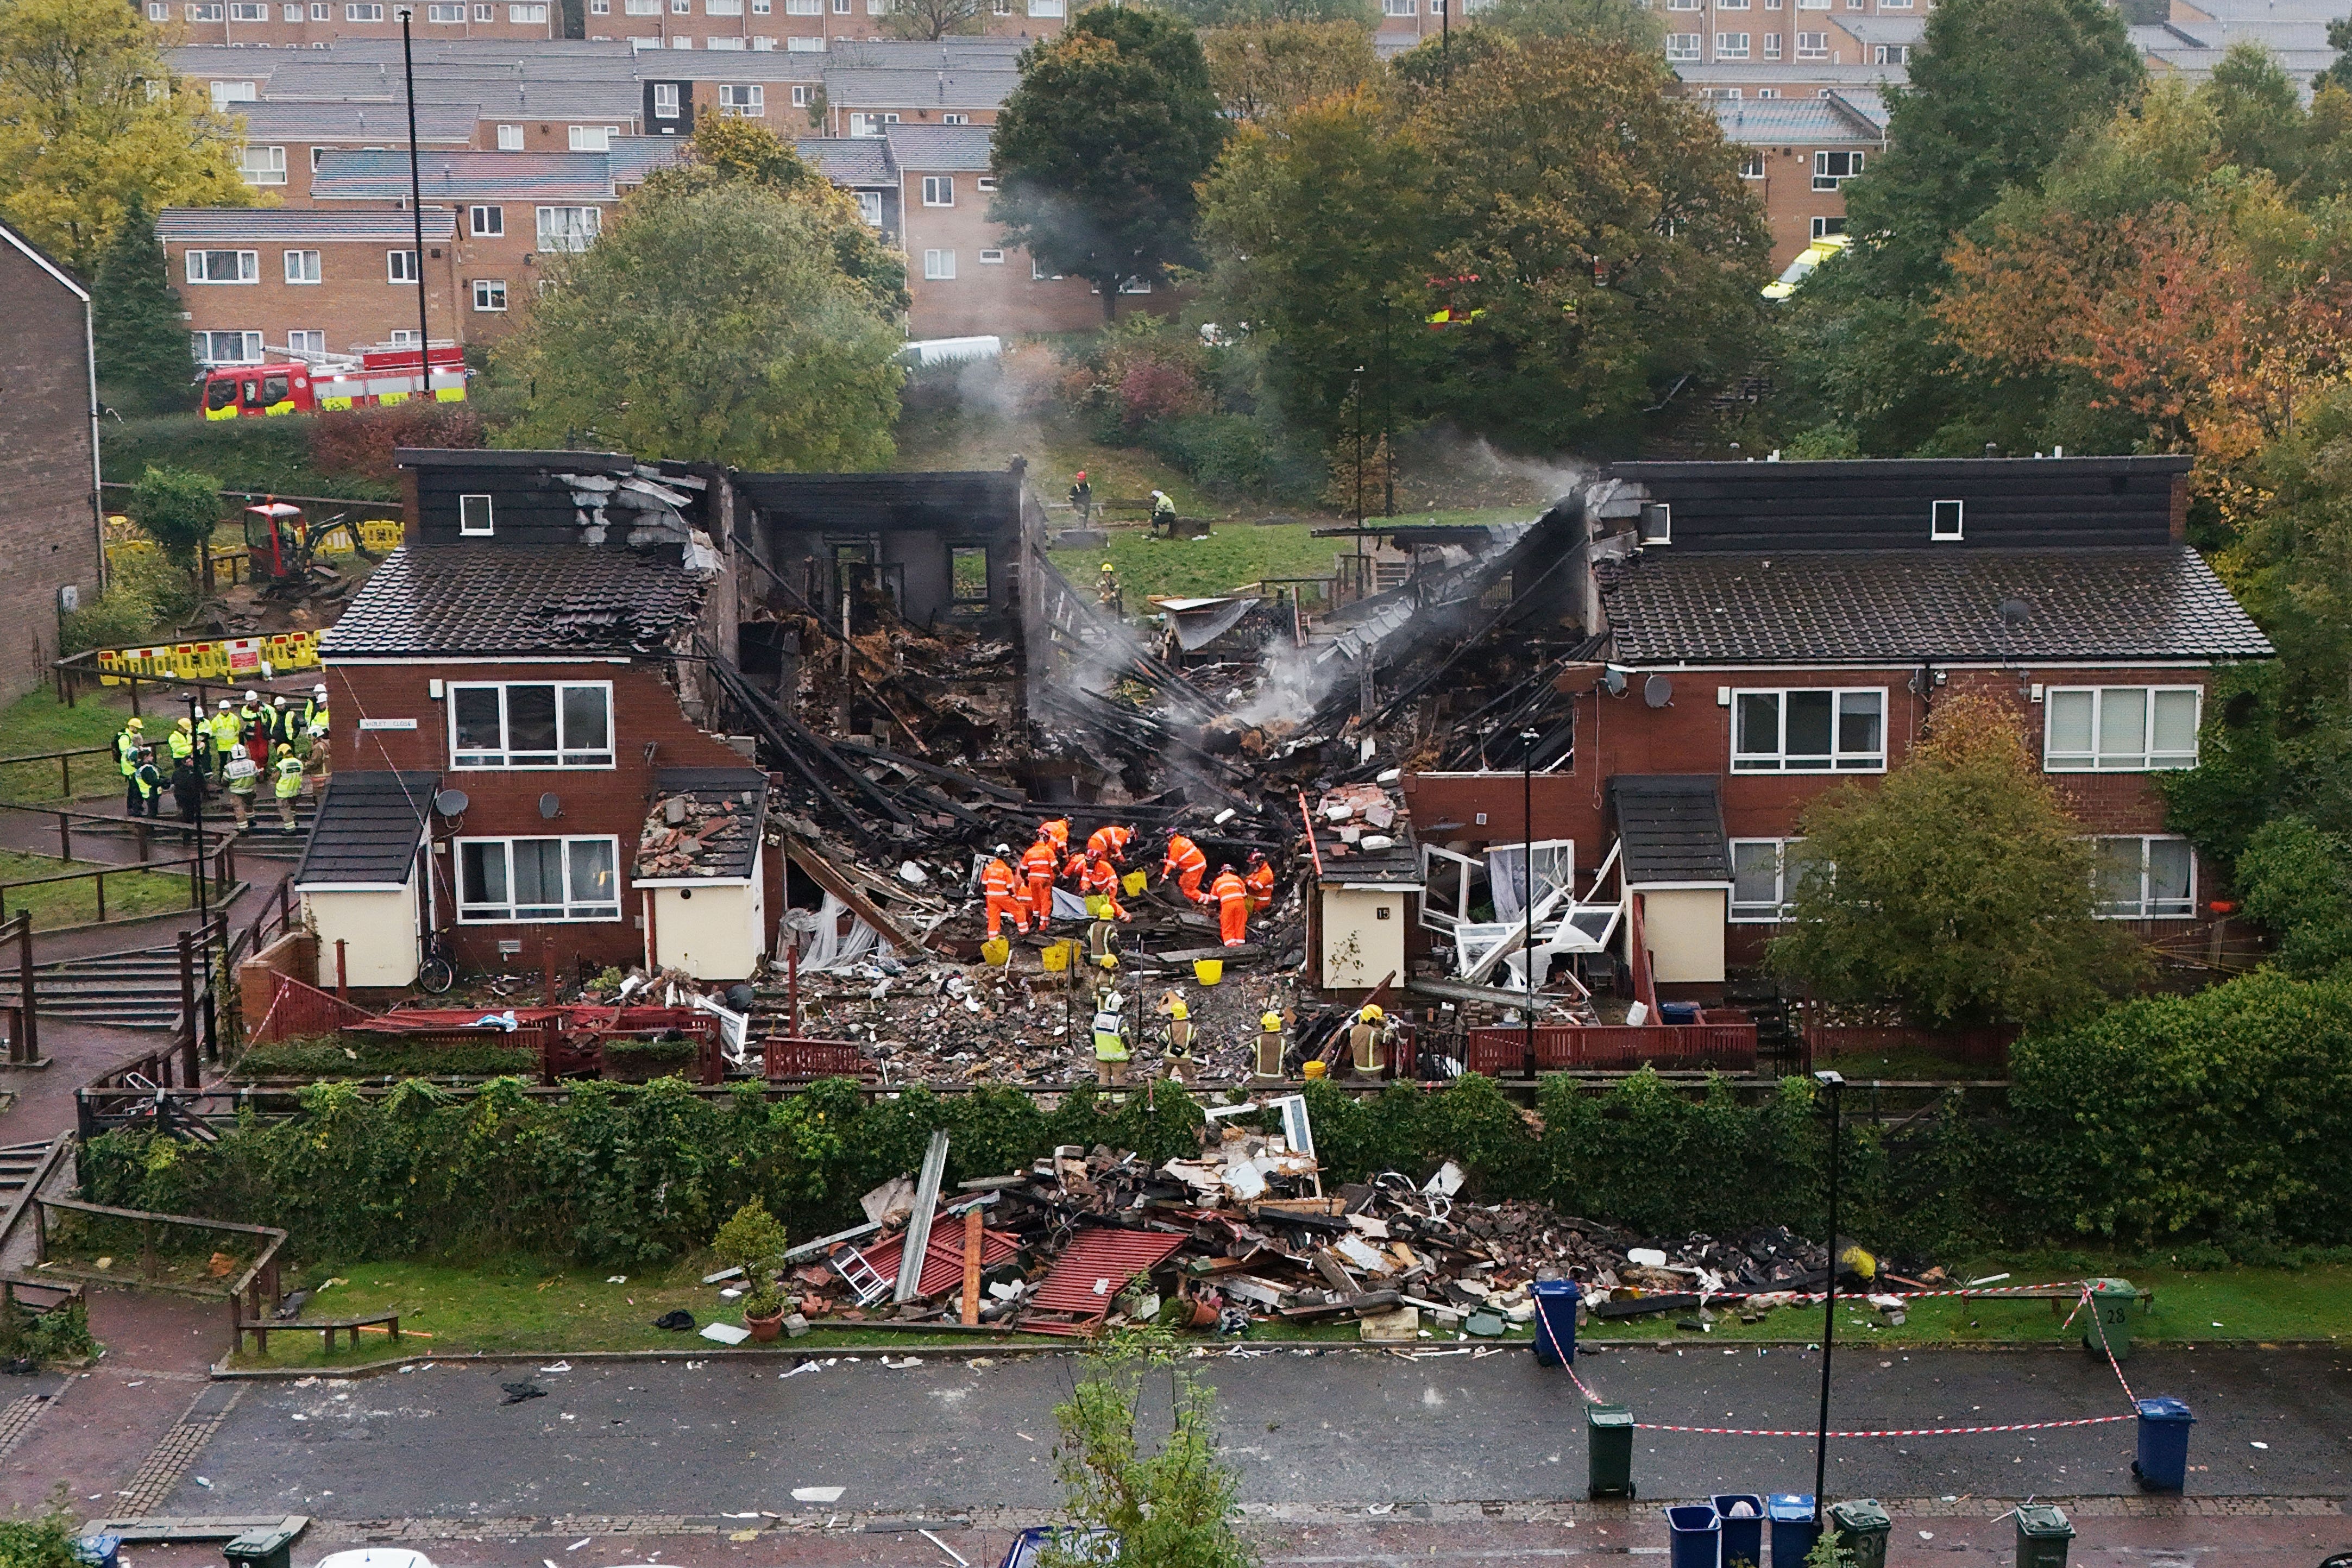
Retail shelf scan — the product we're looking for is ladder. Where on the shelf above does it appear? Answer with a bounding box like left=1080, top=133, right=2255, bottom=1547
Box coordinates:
left=829, top=1244, right=892, bottom=1306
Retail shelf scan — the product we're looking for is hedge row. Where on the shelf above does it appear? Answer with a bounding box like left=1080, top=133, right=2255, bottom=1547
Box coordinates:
left=79, top=1072, right=1996, bottom=1268
left=83, top=961, right=2352, bottom=1268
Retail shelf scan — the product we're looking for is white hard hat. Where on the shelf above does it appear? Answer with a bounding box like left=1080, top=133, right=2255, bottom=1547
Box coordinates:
left=993, top=843, right=1011, bottom=856
left=231, top=744, right=247, bottom=760
left=313, top=684, right=328, bottom=697
left=217, top=699, right=231, bottom=709
left=244, top=690, right=260, bottom=702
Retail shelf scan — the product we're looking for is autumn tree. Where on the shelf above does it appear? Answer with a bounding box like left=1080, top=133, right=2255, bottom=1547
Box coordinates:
left=991, top=5, right=1227, bottom=317
left=497, top=173, right=903, bottom=470
left=92, top=193, right=194, bottom=412
left=1478, top=0, right=1662, bottom=49
left=1774, top=0, right=2142, bottom=455
left=1154, top=0, right=1370, bottom=27
left=1769, top=698, right=2144, bottom=1029
left=878, top=0, right=987, bottom=41
left=1202, top=20, right=1375, bottom=122
left=0, top=0, right=261, bottom=272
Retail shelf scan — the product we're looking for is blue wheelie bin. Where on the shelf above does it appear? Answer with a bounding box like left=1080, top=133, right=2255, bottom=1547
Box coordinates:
left=1665, top=1504, right=1721, bottom=1568
left=1532, top=1279, right=1578, bottom=1366
left=2133, top=1396, right=2195, bottom=1491
left=1767, top=1495, right=1819, bottom=1568
left=1712, top=1495, right=1765, bottom=1568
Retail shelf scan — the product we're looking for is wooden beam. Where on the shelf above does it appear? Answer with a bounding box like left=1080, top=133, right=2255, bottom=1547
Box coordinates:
left=784, top=836, right=932, bottom=955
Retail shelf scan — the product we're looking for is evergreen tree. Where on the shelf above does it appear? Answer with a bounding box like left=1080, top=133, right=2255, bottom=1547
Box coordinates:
left=91, top=195, right=192, bottom=413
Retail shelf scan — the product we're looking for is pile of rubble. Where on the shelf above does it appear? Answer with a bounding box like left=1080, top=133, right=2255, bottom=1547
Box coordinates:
left=728, top=1120, right=1910, bottom=1344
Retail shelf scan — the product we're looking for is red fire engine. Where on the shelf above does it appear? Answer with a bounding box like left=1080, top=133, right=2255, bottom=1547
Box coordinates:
left=199, top=342, right=467, bottom=420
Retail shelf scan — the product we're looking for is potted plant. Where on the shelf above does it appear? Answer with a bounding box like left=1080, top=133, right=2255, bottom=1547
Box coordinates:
left=711, top=1199, right=790, bottom=1342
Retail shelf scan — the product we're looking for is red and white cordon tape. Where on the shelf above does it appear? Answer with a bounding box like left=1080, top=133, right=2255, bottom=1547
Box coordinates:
left=1552, top=1284, right=2143, bottom=1440
left=1719, top=1277, right=2085, bottom=1305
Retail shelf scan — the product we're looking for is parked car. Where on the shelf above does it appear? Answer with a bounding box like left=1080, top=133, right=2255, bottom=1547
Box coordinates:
left=998, top=1528, right=1118, bottom=1567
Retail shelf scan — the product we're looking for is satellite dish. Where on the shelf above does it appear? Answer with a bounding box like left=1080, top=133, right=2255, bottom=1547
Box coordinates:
left=1603, top=667, right=1628, bottom=697
left=1997, top=596, right=2032, bottom=626
left=432, top=788, right=469, bottom=817
left=538, top=791, right=563, bottom=820
left=1643, top=674, right=1674, bottom=709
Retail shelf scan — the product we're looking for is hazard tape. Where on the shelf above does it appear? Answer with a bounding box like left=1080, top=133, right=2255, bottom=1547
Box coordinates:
left=1557, top=1285, right=2143, bottom=1441
left=1709, top=1279, right=2086, bottom=1305
left=1627, top=1415, right=2135, bottom=1438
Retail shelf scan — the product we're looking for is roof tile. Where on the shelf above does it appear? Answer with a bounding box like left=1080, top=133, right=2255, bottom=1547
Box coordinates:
left=322, top=543, right=712, bottom=658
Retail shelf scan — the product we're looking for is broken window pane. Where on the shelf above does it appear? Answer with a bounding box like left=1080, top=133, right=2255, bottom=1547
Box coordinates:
left=949, top=545, right=989, bottom=604
left=2148, top=837, right=2193, bottom=915
left=568, top=837, right=619, bottom=916
left=460, top=840, right=508, bottom=914
left=560, top=684, right=611, bottom=763
left=452, top=687, right=504, bottom=762
left=506, top=684, right=558, bottom=762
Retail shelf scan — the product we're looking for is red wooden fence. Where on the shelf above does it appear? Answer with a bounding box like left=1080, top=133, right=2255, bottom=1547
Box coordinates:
left=1463, top=1021, right=1758, bottom=1076
left=251, top=971, right=374, bottom=1043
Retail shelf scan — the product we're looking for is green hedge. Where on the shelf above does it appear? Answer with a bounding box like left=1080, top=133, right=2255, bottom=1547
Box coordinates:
left=233, top=1039, right=539, bottom=1080
left=79, top=1072, right=1997, bottom=1268
left=2010, top=965, right=2352, bottom=1249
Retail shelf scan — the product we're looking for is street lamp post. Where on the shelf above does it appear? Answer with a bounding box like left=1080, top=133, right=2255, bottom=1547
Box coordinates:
left=399, top=9, right=431, bottom=367
left=1813, top=1068, right=1845, bottom=1525
left=1521, top=728, right=1539, bottom=1074
left=183, top=691, right=214, bottom=1056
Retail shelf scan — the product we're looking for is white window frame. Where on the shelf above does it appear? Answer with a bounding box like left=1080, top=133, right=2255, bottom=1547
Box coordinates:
left=284, top=249, right=322, bottom=284
left=426, top=2, right=464, bottom=17
left=458, top=493, right=495, bottom=536
left=469, top=204, right=504, bottom=236
left=569, top=124, right=617, bottom=150
left=2042, top=687, right=2201, bottom=772
left=1812, top=216, right=1847, bottom=240
left=1730, top=837, right=1818, bottom=922
left=472, top=278, right=508, bottom=312
left=536, top=205, right=601, bottom=251
left=186, top=249, right=259, bottom=284
left=457, top=834, right=624, bottom=923
left=345, top=3, right=384, bottom=17
left=229, top=3, right=267, bottom=20
left=1732, top=687, right=1886, bottom=773
left=1930, top=498, right=1962, bottom=540
left=448, top=680, right=616, bottom=770
left=854, top=190, right=883, bottom=225
left=510, top=1, right=549, bottom=17
left=2092, top=835, right=2197, bottom=920
left=1027, top=0, right=1061, bottom=12
left=653, top=82, right=680, bottom=119
left=720, top=83, right=764, bottom=115
left=942, top=112, right=968, bottom=124
left=475, top=1, right=493, bottom=13
left=192, top=330, right=264, bottom=365
left=978, top=248, right=1004, bottom=264
left=923, top=248, right=956, bottom=280
left=1794, top=29, right=1827, bottom=55
left=1762, top=30, right=1781, bottom=55
left=921, top=174, right=953, bottom=207
left=1813, top=149, right=1863, bottom=190
left=1715, top=31, right=1749, bottom=57
left=148, top=3, right=169, bottom=18
left=388, top=249, right=419, bottom=284
left=791, top=84, right=811, bottom=105
left=976, top=174, right=997, bottom=191
left=187, top=2, right=224, bottom=18
left=1665, top=32, right=1701, bottom=59
left=498, top=123, right=524, bottom=149
left=1738, top=150, right=1765, bottom=179
left=1382, top=0, right=1414, bottom=12
left=287, top=330, right=325, bottom=356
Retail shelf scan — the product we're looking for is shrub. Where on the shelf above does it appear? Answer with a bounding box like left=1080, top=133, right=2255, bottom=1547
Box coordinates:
left=307, top=400, right=485, bottom=486
left=232, top=1038, right=537, bottom=1080
left=710, top=1198, right=789, bottom=1317
left=2232, top=815, right=2352, bottom=977
left=1118, top=358, right=1213, bottom=429
left=125, top=465, right=222, bottom=566
left=59, top=549, right=199, bottom=654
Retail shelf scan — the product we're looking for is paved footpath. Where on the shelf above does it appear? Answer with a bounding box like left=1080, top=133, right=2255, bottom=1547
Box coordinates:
left=135, top=1343, right=2348, bottom=1546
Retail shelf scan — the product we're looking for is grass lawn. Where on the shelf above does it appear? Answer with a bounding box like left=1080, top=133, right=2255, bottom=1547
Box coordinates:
left=1045, top=511, right=1536, bottom=610
left=0, top=690, right=137, bottom=804
left=0, top=847, right=194, bottom=929
left=163, top=1245, right=2352, bottom=1372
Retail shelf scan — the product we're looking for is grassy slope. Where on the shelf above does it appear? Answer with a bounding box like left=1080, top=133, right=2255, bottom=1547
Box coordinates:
left=0, top=690, right=137, bottom=803
left=184, top=1248, right=2352, bottom=1371
left=0, top=847, right=193, bottom=929
left=102, top=413, right=395, bottom=502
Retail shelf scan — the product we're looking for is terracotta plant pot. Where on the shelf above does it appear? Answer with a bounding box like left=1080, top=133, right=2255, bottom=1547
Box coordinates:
left=746, top=1307, right=786, bottom=1343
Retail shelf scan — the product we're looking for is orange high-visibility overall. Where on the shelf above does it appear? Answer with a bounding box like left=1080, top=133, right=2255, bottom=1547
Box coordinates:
left=1244, top=861, right=1275, bottom=913
left=981, top=857, right=1029, bottom=937
left=1163, top=835, right=1209, bottom=904
left=1087, top=824, right=1134, bottom=864
left=1021, top=839, right=1059, bottom=925
left=1212, top=869, right=1249, bottom=947
left=1080, top=857, right=1128, bottom=921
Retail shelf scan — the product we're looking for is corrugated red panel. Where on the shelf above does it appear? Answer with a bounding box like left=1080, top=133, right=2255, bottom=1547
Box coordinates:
left=857, top=1220, right=1021, bottom=1300
left=1027, top=1228, right=1189, bottom=1330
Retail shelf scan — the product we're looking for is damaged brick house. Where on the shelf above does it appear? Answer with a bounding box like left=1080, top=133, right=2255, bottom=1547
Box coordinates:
left=1400, top=455, right=2273, bottom=1002
left=299, top=447, right=777, bottom=986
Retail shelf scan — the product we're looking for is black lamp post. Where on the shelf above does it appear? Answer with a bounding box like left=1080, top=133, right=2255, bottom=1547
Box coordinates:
left=400, top=8, right=431, bottom=367
left=1813, top=1068, right=1845, bottom=1525
left=183, top=691, right=214, bottom=1054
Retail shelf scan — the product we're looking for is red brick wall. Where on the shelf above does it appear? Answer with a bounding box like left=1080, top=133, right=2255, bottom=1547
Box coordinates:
left=236, top=928, right=319, bottom=1028
left=0, top=238, right=103, bottom=702
left=329, top=656, right=751, bottom=972
left=1406, top=663, right=2203, bottom=856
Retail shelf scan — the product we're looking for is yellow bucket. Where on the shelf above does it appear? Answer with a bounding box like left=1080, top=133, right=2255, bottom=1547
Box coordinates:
left=1193, top=959, right=1223, bottom=986
left=1302, top=1059, right=1326, bottom=1080
left=981, top=937, right=1011, bottom=967
left=1123, top=870, right=1148, bottom=897
left=1041, top=941, right=1071, bottom=973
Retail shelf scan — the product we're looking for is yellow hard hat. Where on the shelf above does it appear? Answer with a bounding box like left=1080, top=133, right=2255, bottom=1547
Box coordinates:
left=1100, top=562, right=1115, bottom=573
left=1302, top=1060, right=1327, bottom=1080
left=1167, top=997, right=1188, bottom=1020
left=276, top=743, right=292, bottom=756
left=177, top=717, right=192, bottom=730
left=1360, top=1005, right=1385, bottom=1022
left=1098, top=953, right=1119, bottom=970
left=126, top=718, right=143, bottom=731
left=1261, top=1009, right=1282, bottom=1029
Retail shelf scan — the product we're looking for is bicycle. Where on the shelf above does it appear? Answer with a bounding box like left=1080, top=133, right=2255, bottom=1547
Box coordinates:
left=417, top=927, right=455, bottom=996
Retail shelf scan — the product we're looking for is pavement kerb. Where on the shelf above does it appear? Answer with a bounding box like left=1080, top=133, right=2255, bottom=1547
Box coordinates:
left=202, top=1331, right=2347, bottom=1381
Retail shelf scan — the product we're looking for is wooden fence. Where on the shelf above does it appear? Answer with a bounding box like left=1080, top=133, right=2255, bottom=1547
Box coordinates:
left=1463, top=1021, right=1759, bottom=1076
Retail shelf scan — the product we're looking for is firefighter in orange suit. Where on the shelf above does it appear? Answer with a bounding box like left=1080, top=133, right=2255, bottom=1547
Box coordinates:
left=1211, top=864, right=1250, bottom=947
left=1244, top=849, right=1275, bottom=914
left=1080, top=854, right=1131, bottom=922
left=1020, top=835, right=1060, bottom=928
left=1087, top=823, right=1135, bottom=866
left=980, top=845, right=1029, bottom=938
left=1161, top=832, right=1210, bottom=904
left=1041, top=817, right=1072, bottom=856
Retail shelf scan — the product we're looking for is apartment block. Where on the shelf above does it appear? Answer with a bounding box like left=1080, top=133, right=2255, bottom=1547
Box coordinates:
left=1710, top=93, right=1883, bottom=269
